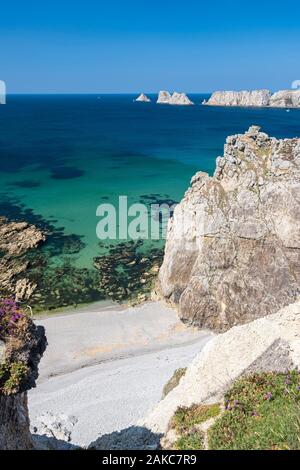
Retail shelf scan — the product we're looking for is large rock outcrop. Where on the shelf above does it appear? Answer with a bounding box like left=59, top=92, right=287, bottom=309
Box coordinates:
left=157, top=91, right=194, bottom=105
left=158, top=126, right=300, bottom=331
left=0, top=393, right=33, bottom=450
left=143, top=300, right=300, bottom=435
left=205, top=89, right=300, bottom=107
left=0, top=300, right=46, bottom=449
left=0, top=217, right=45, bottom=301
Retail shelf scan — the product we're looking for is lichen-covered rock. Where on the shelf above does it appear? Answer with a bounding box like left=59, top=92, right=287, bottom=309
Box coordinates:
left=0, top=217, right=45, bottom=300
left=205, top=89, right=300, bottom=108
left=158, top=126, right=300, bottom=331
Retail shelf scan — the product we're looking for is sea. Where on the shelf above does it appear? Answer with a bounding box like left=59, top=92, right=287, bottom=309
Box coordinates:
left=0, top=94, right=299, bottom=307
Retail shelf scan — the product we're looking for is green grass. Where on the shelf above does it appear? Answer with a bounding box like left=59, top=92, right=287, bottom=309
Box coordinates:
left=162, top=368, right=187, bottom=399
left=208, top=371, right=300, bottom=450
left=0, top=361, right=29, bottom=395
left=170, top=403, right=221, bottom=450
left=175, top=431, right=205, bottom=450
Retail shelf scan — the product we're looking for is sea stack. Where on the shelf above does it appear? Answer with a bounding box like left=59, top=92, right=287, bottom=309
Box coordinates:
left=135, top=93, right=151, bottom=103
left=169, top=92, right=194, bottom=105
left=157, top=91, right=194, bottom=105
left=157, top=90, right=172, bottom=104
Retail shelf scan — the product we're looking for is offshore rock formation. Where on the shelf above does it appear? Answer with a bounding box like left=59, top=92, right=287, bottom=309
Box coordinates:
left=158, top=126, right=300, bottom=331
left=0, top=217, right=46, bottom=301
left=157, top=90, right=194, bottom=105
left=269, top=89, right=300, bottom=108
left=205, top=90, right=271, bottom=107
left=143, top=300, right=300, bottom=436
left=157, top=90, right=172, bottom=104
left=205, top=89, right=300, bottom=107
left=135, top=93, right=151, bottom=103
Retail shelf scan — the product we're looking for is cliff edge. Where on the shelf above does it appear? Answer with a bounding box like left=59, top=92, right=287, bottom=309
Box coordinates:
left=0, top=299, right=46, bottom=449
left=158, top=126, right=300, bottom=331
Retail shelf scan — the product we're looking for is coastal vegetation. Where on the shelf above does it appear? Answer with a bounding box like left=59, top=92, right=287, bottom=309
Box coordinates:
left=0, top=299, right=32, bottom=395
left=166, top=372, right=300, bottom=450
left=162, top=367, right=187, bottom=399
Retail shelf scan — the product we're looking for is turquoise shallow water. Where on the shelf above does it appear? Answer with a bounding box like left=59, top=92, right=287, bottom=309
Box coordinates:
left=0, top=94, right=299, bottom=269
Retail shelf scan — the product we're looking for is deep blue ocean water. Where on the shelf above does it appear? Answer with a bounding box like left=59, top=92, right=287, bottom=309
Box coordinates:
left=0, top=94, right=299, bottom=268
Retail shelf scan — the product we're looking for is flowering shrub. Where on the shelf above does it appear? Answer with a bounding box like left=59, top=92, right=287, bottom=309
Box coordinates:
left=0, top=298, right=25, bottom=341
left=0, top=298, right=31, bottom=395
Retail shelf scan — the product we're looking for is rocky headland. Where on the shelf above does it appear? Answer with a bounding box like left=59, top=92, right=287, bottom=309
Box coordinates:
left=157, top=91, right=194, bottom=106
left=205, top=89, right=300, bottom=107
left=157, top=126, right=300, bottom=331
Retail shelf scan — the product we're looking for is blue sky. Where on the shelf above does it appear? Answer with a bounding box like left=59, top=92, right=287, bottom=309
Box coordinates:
left=1, top=0, right=299, bottom=93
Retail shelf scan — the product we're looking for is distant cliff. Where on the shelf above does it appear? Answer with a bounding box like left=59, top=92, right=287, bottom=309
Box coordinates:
left=205, top=89, right=300, bottom=107
left=157, top=126, right=300, bottom=331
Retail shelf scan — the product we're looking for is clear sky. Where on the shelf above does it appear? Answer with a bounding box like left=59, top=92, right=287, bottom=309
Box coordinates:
left=1, top=0, right=299, bottom=93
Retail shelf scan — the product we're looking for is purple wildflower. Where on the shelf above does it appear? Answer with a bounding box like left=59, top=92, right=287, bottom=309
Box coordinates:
left=264, top=392, right=273, bottom=401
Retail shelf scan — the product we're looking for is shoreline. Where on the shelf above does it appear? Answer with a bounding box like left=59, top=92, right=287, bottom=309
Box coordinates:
left=28, top=300, right=213, bottom=447
left=32, top=298, right=120, bottom=320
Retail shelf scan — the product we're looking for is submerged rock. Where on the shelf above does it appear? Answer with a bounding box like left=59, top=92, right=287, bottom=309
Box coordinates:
left=205, top=89, right=300, bottom=107
left=157, top=126, right=300, bottom=331
left=135, top=93, right=151, bottom=103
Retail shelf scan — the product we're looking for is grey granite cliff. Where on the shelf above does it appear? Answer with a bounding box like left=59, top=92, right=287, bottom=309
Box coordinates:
left=157, top=126, right=300, bottom=331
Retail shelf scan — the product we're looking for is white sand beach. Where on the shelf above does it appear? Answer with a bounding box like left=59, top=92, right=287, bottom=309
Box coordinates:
left=28, top=301, right=213, bottom=447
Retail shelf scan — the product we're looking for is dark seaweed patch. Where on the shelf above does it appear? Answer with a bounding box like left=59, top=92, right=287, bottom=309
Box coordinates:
left=7, top=180, right=41, bottom=189
left=94, top=240, right=163, bottom=302
left=50, top=166, right=85, bottom=180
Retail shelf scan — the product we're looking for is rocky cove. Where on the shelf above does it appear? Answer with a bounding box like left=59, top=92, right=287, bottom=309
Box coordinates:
left=1, top=125, right=300, bottom=450
left=0, top=206, right=164, bottom=311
